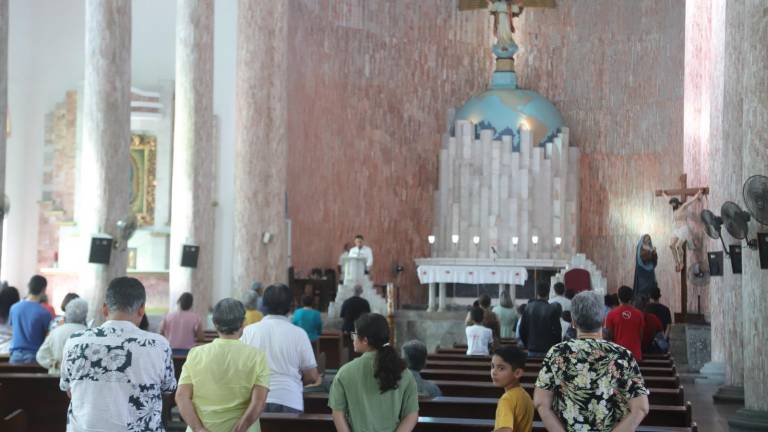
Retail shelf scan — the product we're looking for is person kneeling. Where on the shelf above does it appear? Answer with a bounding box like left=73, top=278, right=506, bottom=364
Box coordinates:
left=176, top=298, right=270, bottom=432
left=492, top=345, right=534, bottom=432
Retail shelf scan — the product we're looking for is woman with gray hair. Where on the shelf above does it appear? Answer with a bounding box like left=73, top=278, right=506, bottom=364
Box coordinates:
left=176, top=298, right=270, bottom=432
left=533, top=290, right=650, bottom=432
left=243, top=286, right=264, bottom=326
left=36, top=298, right=88, bottom=375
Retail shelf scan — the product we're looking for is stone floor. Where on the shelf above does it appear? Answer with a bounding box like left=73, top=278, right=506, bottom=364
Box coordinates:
left=681, top=374, right=742, bottom=431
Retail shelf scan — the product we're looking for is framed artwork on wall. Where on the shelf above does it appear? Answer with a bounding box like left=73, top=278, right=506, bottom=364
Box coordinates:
left=129, top=134, right=157, bottom=226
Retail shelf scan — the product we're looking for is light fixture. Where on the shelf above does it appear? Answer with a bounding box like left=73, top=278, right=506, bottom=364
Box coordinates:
left=519, top=119, right=530, bottom=131
left=428, top=235, right=436, bottom=244
left=531, top=235, right=539, bottom=245
left=261, top=232, right=273, bottom=244
left=451, top=234, right=460, bottom=244
left=472, top=235, right=480, bottom=245
left=555, top=236, right=562, bottom=246
left=511, top=236, right=519, bottom=246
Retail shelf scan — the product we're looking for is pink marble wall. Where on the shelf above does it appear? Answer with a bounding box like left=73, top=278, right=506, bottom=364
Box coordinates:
left=514, top=1, right=690, bottom=315
left=286, top=1, right=493, bottom=304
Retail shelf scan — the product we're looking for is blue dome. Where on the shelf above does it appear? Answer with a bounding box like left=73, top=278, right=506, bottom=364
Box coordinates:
left=454, top=73, right=565, bottom=148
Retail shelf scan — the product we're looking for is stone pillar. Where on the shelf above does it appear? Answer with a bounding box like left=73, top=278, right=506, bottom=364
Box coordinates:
left=232, top=0, right=288, bottom=293
left=79, top=0, right=131, bottom=322
left=169, top=0, right=215, bottom=318
left=438, top=283, right=447, bottom=312
left=704, top=0, right=744, bottom=394
left=0, top=0, right=7, bottom=277
left=427, top=283, right=436, bottom=312
left=729, top=0, right=768, bottom=429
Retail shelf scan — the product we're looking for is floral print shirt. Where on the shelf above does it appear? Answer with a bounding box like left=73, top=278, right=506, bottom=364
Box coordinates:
left=534, top=338, right=649, bottom=432
left=60, top=320, right=177, bottom=431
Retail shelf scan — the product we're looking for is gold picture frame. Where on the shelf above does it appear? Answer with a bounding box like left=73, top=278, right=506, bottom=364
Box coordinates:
left=129, top=134, right=157, bottom=226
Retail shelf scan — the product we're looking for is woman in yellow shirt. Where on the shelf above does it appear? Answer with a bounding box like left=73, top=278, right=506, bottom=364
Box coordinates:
left=176, top=298, right=270, bottom=432
left=243, top=289, right=264, bottom=326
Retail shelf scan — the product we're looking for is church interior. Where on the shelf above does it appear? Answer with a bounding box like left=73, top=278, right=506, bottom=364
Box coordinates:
left=1, top=0, right=767, bottom=431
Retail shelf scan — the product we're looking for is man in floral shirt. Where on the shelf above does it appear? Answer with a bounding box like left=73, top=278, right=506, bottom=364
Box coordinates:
left=533, top=291, right=649, bottom=432
left=60, top=277, right=177, bottom=431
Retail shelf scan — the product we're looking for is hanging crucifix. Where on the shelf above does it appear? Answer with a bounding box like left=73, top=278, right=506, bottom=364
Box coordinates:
left=655, top=174, right=709, bottom=323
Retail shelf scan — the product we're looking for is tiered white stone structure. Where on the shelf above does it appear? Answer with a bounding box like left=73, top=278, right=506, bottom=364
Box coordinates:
left=328, top=256, right=387, bottom=317
left=548, top=253, right=608, bottom=296
left=432, top=119, right=580, bottom=260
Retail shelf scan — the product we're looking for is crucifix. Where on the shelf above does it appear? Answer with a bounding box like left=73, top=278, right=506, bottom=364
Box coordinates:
left=655, top=174, right=709, bottom=323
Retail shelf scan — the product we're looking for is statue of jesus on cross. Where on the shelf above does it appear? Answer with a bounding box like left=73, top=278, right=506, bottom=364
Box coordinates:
left=655, top=174, right=709, bottom=272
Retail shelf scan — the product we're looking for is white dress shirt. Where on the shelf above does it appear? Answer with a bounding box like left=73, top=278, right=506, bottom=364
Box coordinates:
left=240, top=315, right=317, bottom=411
left=347, top=245, right=373, bottom=269
left=36, top=322, right=87, bottom=375
left=60, top=320, right=177, bottom=432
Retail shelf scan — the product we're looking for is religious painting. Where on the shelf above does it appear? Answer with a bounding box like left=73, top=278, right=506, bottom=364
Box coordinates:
left=129, top=134, right=156, bottom=226
left=127, top=247, right=137, bottom=270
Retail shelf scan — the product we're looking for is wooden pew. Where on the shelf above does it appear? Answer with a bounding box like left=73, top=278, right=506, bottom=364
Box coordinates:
left=425, top=359, right=676, bottom=376
left=451, top=343, right=673, bottom=360
left=430, top=380, right=687, bottom=406
left=1, top=409, right=28, bottom=432
left=419, top=369, right=681, bottom=388
left=302, top=393, right=694, bottom=428
left=0, top=373, right=68, bottom=432
left=0, top=363, right=46, bottom=374
left=429, top=352, right=673, bottom=367
left=260, top=413, right=697, bottom=432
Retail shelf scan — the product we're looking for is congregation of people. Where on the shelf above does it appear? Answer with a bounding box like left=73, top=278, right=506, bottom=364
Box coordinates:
left=0, top=270, right=673, bottom=432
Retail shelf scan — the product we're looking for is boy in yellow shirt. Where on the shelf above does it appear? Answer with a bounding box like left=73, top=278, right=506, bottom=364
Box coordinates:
left=491, top=345, right=534, bottom=432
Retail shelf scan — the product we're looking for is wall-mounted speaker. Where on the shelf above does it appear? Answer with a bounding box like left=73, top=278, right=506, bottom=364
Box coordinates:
left=181, top=244, right=200, bottom=268
left=89, top=237, right=113, bottom=264
left=729, top=244, right=742, bottom=274
left=708, top=251, right=723, bottom=276
left=758, top=232, right=768, bottom=270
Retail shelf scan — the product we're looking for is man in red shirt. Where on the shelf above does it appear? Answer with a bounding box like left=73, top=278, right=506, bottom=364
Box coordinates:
left=605, top=285, right=645, bottom=360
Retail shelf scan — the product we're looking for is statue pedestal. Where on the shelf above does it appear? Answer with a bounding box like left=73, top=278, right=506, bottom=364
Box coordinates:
left=329, top=256, right=387, bottom=317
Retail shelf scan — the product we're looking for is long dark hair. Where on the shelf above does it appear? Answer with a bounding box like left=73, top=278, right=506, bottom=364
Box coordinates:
left=354, top=313, right=405, bottom=393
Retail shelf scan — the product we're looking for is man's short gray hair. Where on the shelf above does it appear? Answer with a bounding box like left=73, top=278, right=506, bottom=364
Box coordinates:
left=105, top=277, right=146, bottom=314
left=354, top=285, right=363, bottom=296
left=65, top=298, right=88, bottom=325
left=243, top=289, right=259, bottom=310
left=213, top=298, right=246, bottom=334
left=402, top=340, right=428, bottom=371
left=571, top=291, right=604, bottom=333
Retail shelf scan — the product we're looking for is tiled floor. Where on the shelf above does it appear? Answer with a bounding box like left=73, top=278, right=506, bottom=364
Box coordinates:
left=683, top=377, right=742, bottom=431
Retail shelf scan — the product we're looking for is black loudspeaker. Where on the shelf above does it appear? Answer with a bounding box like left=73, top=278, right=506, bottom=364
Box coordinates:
left=708, top=251, right=723, bottom=276
left=181, top=245, right=200, bottom=268
left=729, top=244, right=742, bottom=274
left=758, top=232, right=768, bottom=269
left=89, top=237, right=113, bottom=264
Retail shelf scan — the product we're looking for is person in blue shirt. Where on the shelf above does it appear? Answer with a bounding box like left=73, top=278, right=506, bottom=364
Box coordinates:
left=9, top=275, right=53, bottom=364
left=292, top=295, right=322, bottom=342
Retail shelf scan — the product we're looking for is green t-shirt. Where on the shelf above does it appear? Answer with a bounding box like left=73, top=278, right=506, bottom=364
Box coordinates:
left=179, top=338, right=270, bottom=432
left=328, top=351, right=419, bottom=432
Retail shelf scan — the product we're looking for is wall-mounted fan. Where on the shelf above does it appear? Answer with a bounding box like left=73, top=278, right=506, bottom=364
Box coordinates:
left=688, top=261, right=710, bottom=286
left=113, top=214, right=137, bottom=250
left=722, top=201, right=758, bottom=250
left=700, top=209, right=731, bottom=255
left=744, top=175, right=768, bottom=225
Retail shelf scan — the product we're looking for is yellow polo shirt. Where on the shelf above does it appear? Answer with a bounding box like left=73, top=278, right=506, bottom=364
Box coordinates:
left=494, top=385, right=534, bottom=431
left=179, top=338, right=270, bottom=432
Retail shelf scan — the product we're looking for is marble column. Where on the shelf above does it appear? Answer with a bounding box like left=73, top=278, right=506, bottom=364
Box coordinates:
left=80, top=0, right=132, bottom=322
left=232, top=0, right=288, bottom=293
left=729, top=0, right=768, bottom=429
left=0, top=0, right=7, bottom=277
left=428, top=283, right=436, bottom=312
left=169, top=0, right=215, bottom=317
left=438, top=283, right=447, bottom=312
left=705, top=0, right=744, bottom=395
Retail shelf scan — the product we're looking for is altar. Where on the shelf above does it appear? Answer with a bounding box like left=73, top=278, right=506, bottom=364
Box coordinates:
left=415, top=257, right=567, bottom=311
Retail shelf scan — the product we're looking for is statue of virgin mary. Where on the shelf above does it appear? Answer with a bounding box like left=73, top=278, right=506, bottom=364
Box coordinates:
left=633, top=234, right=658, bottom=300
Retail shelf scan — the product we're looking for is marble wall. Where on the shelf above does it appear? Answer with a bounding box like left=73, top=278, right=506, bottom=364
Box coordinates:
left=285, top=1, right=493, bottom=304
left=513, top=1, right=688, bottom=314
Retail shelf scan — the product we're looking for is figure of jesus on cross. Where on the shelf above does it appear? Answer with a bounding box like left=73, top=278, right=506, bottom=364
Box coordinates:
left=655, top=174, right=709, bottom=272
